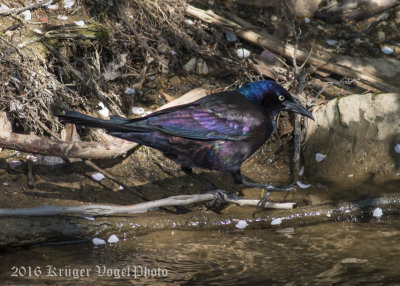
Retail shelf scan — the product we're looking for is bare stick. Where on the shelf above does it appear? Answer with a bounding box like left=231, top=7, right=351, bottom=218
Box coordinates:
left=0, top=0, right=55, bottom=16
left=185, top=5, right=399, bottom=93
left=0, top=193, right=295, bottom=217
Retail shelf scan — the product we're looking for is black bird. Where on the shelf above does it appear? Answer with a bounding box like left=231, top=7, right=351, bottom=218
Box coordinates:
left=58, top=80, right=313, bottom=192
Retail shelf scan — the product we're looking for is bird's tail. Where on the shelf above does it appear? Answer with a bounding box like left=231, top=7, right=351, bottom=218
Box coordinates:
left=57, top=111, right=131, bottom=132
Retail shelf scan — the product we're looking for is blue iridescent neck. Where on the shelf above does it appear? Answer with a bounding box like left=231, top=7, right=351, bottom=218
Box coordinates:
left=237, top=80, right=276, bottom=106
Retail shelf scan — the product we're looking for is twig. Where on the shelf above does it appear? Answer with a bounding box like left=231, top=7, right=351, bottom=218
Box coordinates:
left=0, top=0, right=54, bottom=16
left=0, top=193, right=295, bottom=217
left=185, top=5, right=400, bottom=93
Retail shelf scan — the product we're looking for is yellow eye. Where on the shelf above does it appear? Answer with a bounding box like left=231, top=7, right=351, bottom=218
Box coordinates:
left=278, top=95, right=285, bottom=101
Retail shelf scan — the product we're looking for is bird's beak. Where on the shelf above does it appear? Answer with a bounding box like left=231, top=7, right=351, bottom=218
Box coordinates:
left=282, top=101, right=314, bottom=120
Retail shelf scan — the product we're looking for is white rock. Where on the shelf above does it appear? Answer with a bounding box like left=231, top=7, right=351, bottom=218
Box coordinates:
left=373, top=207, right=383, bottom=218
left=46, top=4, right=59, bottom=10
left=74, top=20, right=85, bottom=27
left=22, top=10, right=31, bottom=21
left=185, top=19, right=194, bottom=25
left=235, top=220, right=248, bottom=229
left=108, top=234, right=119, bottom=244
left=183, top=57, right=197, bottom=73
left=297, top=181, right=311, bottom=189
left=124, top=87, right=135, bottom=95
left=354, top=38, right=364, bottom=43
left=91, top=172, right=105, bottom=181
left=304, top=17, right=310, bottom=23
left=8, top=160, right=21, bottom=168
left=326, top=39, right=337, bottom=46
left=395, top=144, right=400, bottom=153
left=132, top=107, right=145, bottom=115
left=0, top=4, right=9, bottom=11
left=271, top=218, right=282, bottom=226
left=92, top=237, right=106, bottom=245
left=26, top=155, right=38, bottom=162
left=64, top=0, right=75, bottom=9
left=381, top=46, right=393, bottom=55
left=119, top=185, right=124, bottom=190
left=33, top=29, right=43, bottom=34
left=40, top=156, right=64, bottom=165
left=196, top=59, right=209, bottom=75
left=3, top=182, right=8, bottom=186
left=98, top=102, right=109, bottom=117
left=224, top=30, right=237, bottom=42
left=315, top=153, right=327, bottom=162
left=58, top=15, right=68, bottom=21
left=236, top=48, right=250, bottom=59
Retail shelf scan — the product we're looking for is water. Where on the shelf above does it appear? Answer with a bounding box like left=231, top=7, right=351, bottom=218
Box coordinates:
left=1, top=217, right=400, bottom=285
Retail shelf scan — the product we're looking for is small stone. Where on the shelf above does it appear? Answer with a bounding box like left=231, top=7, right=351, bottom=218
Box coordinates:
left=132, top=107, right=145, bottom=115
left=224, top=30, right=237, bottom=42
left=74, top=20, right=85, bottom=26
left=22, top=10, right=31, bottom=21
left=395, top=144, right=400, bottom=153
left=271, top=218, right=282, bottom=226
left=92, top=238, right=106, bottom=245
left=98, top=102, right=109, bottom=117
left=271, top=15, right=278, bottom=22
left=326, top=39, right=337, bottom=46
left=107, top=234, right=119, bottom=244
left=196, top=59, right=209, bottom=75
left=235, top=220, right=248, bottom=230
left=315, top=153, right=327, bottom=162
left=373, top=207, right=383, bottom=218
left=304, top=17, right=310, bottom=23
left=381, top=46, right=393, bottom=55
left=183, top=58, right=197, bottom=73
left=91, top=172, right=105, bottom=181
left=169, top=76, right=181, bottom=86
left=124, top=87, right=135, bottom=95
left=64, top=0, right=75, bottom=9
left=377, top=31, right=385, bottom=43
left=8, top=160, right=21, bottom=168
left=236, top=48, right=250, bottom=59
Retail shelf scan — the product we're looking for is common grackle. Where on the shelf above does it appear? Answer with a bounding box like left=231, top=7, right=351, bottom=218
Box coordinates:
left=58, top=80, right=313, bottom=192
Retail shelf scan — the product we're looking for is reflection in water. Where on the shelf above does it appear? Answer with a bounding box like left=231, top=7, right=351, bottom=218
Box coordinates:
left=1, top=217, right=400, bottom=285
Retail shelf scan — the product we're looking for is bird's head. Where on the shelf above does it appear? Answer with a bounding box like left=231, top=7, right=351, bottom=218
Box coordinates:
left=238, top=80, right=314, bottom=120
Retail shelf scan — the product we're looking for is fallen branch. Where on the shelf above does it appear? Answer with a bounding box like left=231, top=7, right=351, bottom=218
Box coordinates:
left=0, top=193, right=295, bottom=217
left=0, top=0, right=55, bottom=16
left=1, top=193, right=399, bottom=248
left=185, top=5, right=400, bottom=93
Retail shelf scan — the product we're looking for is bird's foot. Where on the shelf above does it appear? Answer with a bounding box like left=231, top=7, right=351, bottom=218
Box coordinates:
left=205, top=189, right=229, bottom=211
left=256, top=190, right=271, bottom=211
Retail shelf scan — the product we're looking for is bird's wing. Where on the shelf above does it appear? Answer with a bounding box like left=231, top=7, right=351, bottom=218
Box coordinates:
left=122, top=92, right=264, bottom=141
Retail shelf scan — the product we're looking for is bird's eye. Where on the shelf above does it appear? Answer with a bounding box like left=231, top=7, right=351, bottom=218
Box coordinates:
left=278, top=95, right=285, bottom=101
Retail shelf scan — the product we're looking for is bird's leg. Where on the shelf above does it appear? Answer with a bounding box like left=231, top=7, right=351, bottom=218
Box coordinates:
left=232, top=170, right=296, bottom=192
left=181, top=166, right=219, bottom=190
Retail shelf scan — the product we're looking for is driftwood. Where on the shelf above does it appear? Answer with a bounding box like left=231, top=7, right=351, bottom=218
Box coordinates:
left=185, top=5, right=400, bottom=93
left=1, top=193, right=399, bottom=248
left=0, top=193, right=295, bottom=217
left=315, top=0, right=399, bottom=23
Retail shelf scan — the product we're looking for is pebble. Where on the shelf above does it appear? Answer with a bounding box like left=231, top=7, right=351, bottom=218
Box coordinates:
left=373, top=207, right=383, bottom=218
left=315, top=153, right=327, bottom=162
left=183, top=57, right=197, bottom=73
left=132, top=107, right=145, bottom=115
left=381, top=46, right=393, bottom=55
left=377, top=31, right=385, bottom=43
left=98, top=102, right=109, bottom=117
left=271, top=15, right=278, bottom=22
left=22, top=10, right=31, bottom=21
left=196, top=59, right=209, bottom=75
left=124, top=87, right=135, bottom=95
left=92, top=238, right=106, bottom=245
left=169, top=76, right=181, bottom=86
left=108, top=234, right=119, bottom=244
left=74, top=20, right=85, bottom=26
left=91, top=172, right=105, bottom=181
left=235, top=220, right=248, bottom=230
left=64, top=0, right=75, bottom=9
left=304, top=17, right=310, bottom=23
left=224, top=30, right=237, bottom=42
left=326, top=39, right=337, bottom=46
left=271, top=218, right=282, bottom=226
left=236, top=48, right=250, bottom=59
left=57, top=15, right=68, bottom=21
left=395, top=144, right=400, bottom=153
